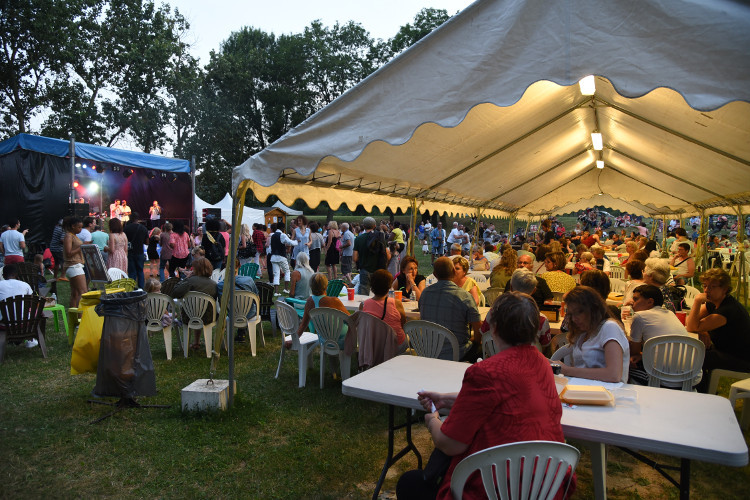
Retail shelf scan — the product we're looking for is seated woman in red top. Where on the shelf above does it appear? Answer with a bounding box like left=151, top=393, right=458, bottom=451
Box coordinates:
left=396, top=292, right=575, bottom=500
left=362, top=269, right=408, bottom=353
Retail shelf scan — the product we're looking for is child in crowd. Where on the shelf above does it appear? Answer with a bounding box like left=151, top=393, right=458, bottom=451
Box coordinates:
left=177, top=247, right=205, bottom=278
left=144, top=278, right=173, bottom=328
left=422, top=237, right=429, bottom=255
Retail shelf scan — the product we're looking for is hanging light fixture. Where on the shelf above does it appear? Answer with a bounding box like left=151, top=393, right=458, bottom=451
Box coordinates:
left=170, top=173, right=178, bottom=182
left=123, top=168, right=133, bottom=178
left=94, top=164, right=105, bottom=173
left=146, top=170, right=156, bottom=179
left=591, top=132, right=603, bottom=150
left=596, top=160, right=604, bottom=169
left=579, top=75, right=596, bottom=95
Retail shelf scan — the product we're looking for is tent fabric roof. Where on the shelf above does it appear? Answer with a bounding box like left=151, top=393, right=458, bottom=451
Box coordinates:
left=271, top=201, right=303, bottom=216
left=0, top=133, right=191, bottom=173
left=233, top=0, right=750, bottom=219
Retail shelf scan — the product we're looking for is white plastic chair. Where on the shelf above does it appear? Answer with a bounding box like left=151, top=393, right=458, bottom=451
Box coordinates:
left=274, top=300, right=319, bottom=388
left=231, top=291, right=263, bottom=356
left=107, top=267, right=128, bottom=281
left=309, top=307, right=352, bottom=388
left=210, top=268, right=225, bottom=283
left=180, top=291, right=217, bottom=358
left=609, top=266, right=625, bottom=280
left=550, top=343, right=573, bottom=365
left=425, top=274, right=438, bottom=287
left=450, top=441, right=580, bottom=500
left=642, top=334, right=705, bottom=391
left=469, top=272, right=490, bottom=291
left=404, top=320, right=459, bottom=361
left=145, top=292, right=174, bottom=360
left=683, top=285, right=700, bottom=309
left=729, top=378, right=750, bottom=430
left=609, top=278, right=626, bottom=294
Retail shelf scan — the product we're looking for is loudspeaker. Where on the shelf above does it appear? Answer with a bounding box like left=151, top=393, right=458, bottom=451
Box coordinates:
left=202, top=208, right=221, bottom=222
left=67, top=203, right=89, bottom=218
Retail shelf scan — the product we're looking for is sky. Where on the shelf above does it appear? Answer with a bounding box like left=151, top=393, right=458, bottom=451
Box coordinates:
left=167, top=0, right=476, bottom=65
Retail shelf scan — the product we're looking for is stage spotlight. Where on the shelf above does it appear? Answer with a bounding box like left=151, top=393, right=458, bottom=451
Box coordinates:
left=170, top=173, right=178, bottom=182
left=73, top=180, right=80, bottom=188
left=112, top=166, right=121, bottom=172
left=82, top=163, right=88, bottom=169
left=146, top=170, right=156, bottom=179
left=94, top=164, right=105, bottom=173
left=123, top=168, right=133, bottom=178
left=75, top=163, right=81, bottom=168
left=160, top=172, right=167, bottom=179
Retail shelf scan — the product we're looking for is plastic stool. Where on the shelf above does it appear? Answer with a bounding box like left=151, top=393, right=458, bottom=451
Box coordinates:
left=729, top=378, right=750, bottom=430
left=43, top=304, right=69, bottom=340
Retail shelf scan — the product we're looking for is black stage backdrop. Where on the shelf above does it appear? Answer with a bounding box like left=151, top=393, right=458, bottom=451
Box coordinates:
left=0, top=149, right=192, bottom=248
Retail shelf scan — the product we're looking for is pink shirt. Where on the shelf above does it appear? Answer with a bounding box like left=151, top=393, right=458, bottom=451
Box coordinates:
left=362, top=297, right=406, bottom=345
left=170, top=232, right=190, bottom=259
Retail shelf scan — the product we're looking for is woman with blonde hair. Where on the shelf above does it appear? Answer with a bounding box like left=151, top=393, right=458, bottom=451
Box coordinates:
left=489, top=247, right=517, bottom=289
left=452, top=256, right=483, bottom=306
left=238, top=223, right=254, bottom=266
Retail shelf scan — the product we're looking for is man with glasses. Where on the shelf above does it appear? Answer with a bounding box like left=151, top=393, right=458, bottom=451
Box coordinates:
left=503, top=254, right=553, bottom=306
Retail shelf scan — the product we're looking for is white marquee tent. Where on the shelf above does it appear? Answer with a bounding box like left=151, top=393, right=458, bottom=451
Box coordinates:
left=233, top=0, right=750, bottom=221
left=195, top=193, right=264, bottom=227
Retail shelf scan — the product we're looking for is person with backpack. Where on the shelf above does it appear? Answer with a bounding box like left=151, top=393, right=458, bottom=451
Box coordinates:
left=353, top=216, right=389, bottom=296
left=202, top=218, right=226, bottom=271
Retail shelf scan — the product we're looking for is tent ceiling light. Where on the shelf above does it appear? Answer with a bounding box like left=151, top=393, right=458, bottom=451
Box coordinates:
left=596, top=160, right=604, bottom=169
left=123, top=168, right=133, bottom=178
left=579, top=75, right=595, bottom=95
left=591, top=132, right=603, bottom=150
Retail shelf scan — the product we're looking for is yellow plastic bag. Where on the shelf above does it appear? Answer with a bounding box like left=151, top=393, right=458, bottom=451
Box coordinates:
left=70, top=288, right=125, bottom=374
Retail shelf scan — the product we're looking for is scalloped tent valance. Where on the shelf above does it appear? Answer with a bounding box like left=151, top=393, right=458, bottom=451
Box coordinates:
left=233, top=0, right=750, bottom=219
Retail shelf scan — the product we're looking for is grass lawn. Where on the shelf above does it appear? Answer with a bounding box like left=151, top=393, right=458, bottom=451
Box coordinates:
left=1, top=267, right=749, bottom=499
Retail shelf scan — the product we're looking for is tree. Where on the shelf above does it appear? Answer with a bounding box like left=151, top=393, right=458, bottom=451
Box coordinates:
left=41, top=0, right=189, bottom=152
left=0, top=0, right=94, bottom=137
left=375, top=8, right=451, bottom=63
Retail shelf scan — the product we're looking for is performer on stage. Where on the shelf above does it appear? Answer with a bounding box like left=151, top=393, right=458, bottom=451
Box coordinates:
left=120, top=200, right=132, bottom=223
left=149, top=200, right=162, bottom=229
left=109, top=199, right=121, bottom=220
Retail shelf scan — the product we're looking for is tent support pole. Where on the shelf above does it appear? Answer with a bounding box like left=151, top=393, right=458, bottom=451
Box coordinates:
left=408, top=198, right=418, bottom=257
left=473, top=208, right=483, bottom=251
left=662, top=216, right=668, bottom=252
left=696, top=209, right=709, bottom=274
left=732, top=205, right=747, bottom=306
left=190, top=156, right=196, bottom=232
left=508, top=212, right=515, bottom=241
left=69, top=135, right=76, bottom=203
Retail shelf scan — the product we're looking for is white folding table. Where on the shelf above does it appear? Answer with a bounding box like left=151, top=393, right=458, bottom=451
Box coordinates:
left=342, top=355, right=748, bottom=500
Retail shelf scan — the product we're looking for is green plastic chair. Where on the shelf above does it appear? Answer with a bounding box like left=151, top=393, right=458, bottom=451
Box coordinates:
left=284, top=297, right=307, bottom=319
left=238, top=262, right=259, bottom=277
left=326, top=279, right=345, bottom=297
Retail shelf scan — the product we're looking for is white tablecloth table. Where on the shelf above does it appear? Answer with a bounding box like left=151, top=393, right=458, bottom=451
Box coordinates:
left=342, top=356, right=748, bottom=500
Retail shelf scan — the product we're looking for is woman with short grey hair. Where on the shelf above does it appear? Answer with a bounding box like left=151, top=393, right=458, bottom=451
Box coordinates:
left=643, top=257, right=682, bottom=312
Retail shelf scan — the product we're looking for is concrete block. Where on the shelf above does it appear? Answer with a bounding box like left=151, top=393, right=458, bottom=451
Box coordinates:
left=181, top=379, right=237, bottom=412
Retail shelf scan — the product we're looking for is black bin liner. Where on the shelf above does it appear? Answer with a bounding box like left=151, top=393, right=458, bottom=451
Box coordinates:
left=93, top=291, right=156, bottom=398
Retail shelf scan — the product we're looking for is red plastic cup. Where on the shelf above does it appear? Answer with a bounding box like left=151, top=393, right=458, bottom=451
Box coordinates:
left=347, top=288, right=355, bottom=300
left=675, top=311, right=687, bottom=325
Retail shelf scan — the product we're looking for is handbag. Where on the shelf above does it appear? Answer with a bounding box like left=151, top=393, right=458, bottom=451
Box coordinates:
left=238, top=238, right=256, bottom=259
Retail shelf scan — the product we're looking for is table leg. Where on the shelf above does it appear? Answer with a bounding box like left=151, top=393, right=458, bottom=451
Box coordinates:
left=372, top=405, right=422, bottom=500
left=680, top=459, right=690, bottom=500
left=585, top=440, right=607, bottom=500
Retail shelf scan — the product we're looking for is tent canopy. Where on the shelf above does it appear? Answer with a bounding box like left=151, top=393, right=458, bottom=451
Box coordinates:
left=233, top=0, right=750, bottom=219
left=271, top=200, right=302, bottom=216
left=0, top=133, right=191, bottom=173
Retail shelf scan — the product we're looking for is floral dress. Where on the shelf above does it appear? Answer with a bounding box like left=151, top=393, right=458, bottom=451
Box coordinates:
left=109, top=232, right=128, bottom=272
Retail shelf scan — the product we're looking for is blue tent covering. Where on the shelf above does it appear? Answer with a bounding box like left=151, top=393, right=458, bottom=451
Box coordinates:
left=0, top=133, right=190, bottom=173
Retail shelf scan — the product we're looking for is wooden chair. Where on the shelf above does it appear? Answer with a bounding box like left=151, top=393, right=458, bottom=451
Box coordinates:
left=404, top=320, right=459, bottom=361
left=450, top=441, right=580, bottom=500
left=16, top=262, right=43, bottom=295
left=0, top=295, right=48, bottom=363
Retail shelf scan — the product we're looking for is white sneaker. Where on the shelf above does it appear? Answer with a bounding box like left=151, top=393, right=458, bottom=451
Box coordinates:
left=24, top=339, right=39, bottom=348
left=273, top=292, right=282, bottom=297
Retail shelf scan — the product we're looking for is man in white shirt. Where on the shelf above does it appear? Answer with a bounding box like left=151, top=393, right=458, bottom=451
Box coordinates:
left=0, top=218, right=28, bottom=265
left=78, top=217, right=95, bottom=244
left=628, top=284, right=688, bottom=385
left=109, top=200, right=121, bottom=220
left=447, top=221, right=461, bottom=245
left=120, top=200, right=131, bottom=223
left=269, top=221, right=297, bottom=295
left=339, top=223, right=356, bottom=283
left=0, top=264, right=33, bottom=317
